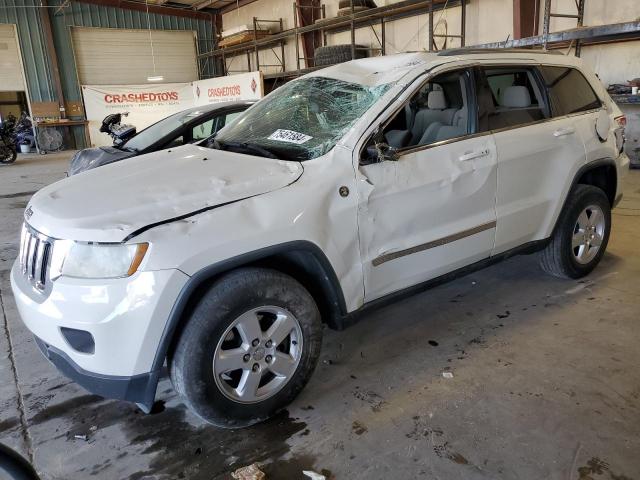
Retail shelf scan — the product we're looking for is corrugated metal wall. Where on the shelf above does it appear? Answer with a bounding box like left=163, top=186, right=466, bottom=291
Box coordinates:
left=0, top=0, right=216, bottom=147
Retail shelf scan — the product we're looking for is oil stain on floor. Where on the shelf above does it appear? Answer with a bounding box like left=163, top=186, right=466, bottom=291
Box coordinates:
left=29, top=394, right=308, bottom=480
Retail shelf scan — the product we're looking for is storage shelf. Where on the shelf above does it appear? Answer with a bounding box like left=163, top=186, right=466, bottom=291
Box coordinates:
left=200, top=0, right=464, bottom=61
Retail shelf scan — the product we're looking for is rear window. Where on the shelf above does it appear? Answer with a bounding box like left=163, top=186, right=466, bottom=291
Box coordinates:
left=539, top=66, right=601, bottom=116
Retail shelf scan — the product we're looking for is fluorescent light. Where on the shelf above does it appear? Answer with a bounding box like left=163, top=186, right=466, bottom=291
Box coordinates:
left=147, top=75, right=164, bottom=82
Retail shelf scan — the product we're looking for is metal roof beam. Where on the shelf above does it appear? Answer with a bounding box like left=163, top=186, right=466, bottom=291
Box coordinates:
left=72, top=0, right=216, bottom=22
left=474, top=20, right=640, bottom=49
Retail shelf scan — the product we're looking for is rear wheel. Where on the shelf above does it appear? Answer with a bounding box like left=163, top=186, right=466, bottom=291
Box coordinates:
left=170, top=267, right=322, bottom=428
left=539, top=184, right=611, bottom=278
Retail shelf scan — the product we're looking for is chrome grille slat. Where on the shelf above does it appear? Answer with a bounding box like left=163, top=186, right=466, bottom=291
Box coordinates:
left=39, top=243, right=51, bottom=287
left=33, top=240, right=46, bottom=288
left=27, top=237, right=38, bottom=280
left=19, top=226, right=28, bottom=273
left=23, top=234, right=33, bottom=275
left=18, top=223, right=52, bottom=292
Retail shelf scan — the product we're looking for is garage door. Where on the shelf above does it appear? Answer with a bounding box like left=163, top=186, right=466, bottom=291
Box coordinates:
left=71, top=27, right=198, bottom=85
left=0, top=24, right=26, bottom=91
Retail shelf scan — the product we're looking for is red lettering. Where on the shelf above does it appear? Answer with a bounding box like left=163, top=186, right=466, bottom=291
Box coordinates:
left=101, top=91, right=179, bottom=103
left=208, top=85, right=241, bottom=98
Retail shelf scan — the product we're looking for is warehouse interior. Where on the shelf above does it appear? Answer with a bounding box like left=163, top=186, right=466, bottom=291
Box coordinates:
left=1, top=1, right=639, bottom=479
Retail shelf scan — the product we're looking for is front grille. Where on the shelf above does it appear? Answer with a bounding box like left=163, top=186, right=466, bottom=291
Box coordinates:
left=19, top=224, right=52, bottom=291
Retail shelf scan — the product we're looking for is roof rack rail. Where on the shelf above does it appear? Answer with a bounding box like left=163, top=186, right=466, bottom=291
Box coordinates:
left=438, top=48, right=563, bottom=56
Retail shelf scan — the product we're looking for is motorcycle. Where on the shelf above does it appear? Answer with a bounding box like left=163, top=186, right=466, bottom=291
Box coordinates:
left=13, top=112, right=36, bottom=150
left=0, top=118, right=17, bottom=164
left=99, top=112, right=136, bottom=146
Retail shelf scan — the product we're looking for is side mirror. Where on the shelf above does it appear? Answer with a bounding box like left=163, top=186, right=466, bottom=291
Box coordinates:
left=375, top=141, right=399, bottom=162
left=364, top=142, right=399, bottom=164
left=362, top=127, right=400, bottom=164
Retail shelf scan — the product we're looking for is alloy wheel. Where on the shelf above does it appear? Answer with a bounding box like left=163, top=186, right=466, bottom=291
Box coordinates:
left=572, top=204, right=606, bottom=265
left=213, top=306, right=303, bottom=404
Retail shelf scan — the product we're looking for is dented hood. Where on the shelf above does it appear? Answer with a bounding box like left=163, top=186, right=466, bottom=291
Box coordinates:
left=26, top=144, right=303, bottom=242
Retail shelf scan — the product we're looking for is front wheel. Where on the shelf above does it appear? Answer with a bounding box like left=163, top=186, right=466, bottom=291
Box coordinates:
left=0, top=145, right=17, bottom=164
left=170, top=267, right=323, bottom=428
left=539, top=184, right=611, bottom=279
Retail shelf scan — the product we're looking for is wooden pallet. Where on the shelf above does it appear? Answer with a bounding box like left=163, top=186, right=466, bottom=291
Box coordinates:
left=219, top=30, right=272, bottom=48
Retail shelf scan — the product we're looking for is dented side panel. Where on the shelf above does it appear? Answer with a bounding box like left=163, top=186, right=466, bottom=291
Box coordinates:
left=356, top=134, right=498, bottom=302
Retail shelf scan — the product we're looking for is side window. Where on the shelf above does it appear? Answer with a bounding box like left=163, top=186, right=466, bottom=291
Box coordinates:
left=539, top=66, right=601, bottom=116
left=165, top=135, right=184, bottom=148
left=224, top=111, right=242, bottom=126
left=192, top=119, right=215, bottom=141
left=482, top=67, right=550, bottom=131
left=210, top=111, right=243, bottom=136
left=379, top=69, right=472, bottom=151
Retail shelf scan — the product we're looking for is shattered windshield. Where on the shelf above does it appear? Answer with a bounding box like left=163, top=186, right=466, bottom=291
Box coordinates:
left=212, top=77, right=391, bottom=161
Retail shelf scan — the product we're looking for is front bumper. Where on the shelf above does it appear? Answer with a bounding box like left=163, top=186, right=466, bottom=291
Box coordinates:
left=10, top=260, right=189, bottom=408
left=34, top=336, right=160, bottom=411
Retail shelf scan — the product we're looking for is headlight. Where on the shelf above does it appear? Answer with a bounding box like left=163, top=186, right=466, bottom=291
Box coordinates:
left=51, top=241, right=149, bottom=280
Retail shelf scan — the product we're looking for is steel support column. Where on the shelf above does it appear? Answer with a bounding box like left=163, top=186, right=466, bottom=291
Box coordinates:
left=40, top=0, right=65, bottom=119
left=514, top=0, right=539, bottom=39
left=296, top=0, right=320, bottom=68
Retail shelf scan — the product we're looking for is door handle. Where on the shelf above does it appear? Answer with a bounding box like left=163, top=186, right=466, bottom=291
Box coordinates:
left=459, top=149, right=490, bottom=162
left=553, top=127, right=576, bottom=137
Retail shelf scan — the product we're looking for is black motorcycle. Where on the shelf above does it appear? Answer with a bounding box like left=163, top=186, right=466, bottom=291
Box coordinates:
left=0, top=118, right=17, bottom=164
left=99, top=112, right=136, bottom=146
left=14, top=112, right=35, bottom=150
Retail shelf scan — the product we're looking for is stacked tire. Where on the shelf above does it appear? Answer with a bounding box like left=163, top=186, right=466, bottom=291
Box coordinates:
left=337, top=0, right=377, bottom=16
left=314, top=44, right=368, bottom=67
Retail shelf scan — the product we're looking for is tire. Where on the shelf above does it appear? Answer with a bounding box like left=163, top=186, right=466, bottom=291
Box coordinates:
left=539, top=184, right=611, bottom=279
left=0, top=444, right=40, bottom=480
left=170, top=267, right=323, bottom=428
left=338, top=0, right=377, bottom=8
left=337, top=6, right=372, bottom=16
left=314, top=44, right=368, bottom=66
left=0, top=146, right=17, bottom=164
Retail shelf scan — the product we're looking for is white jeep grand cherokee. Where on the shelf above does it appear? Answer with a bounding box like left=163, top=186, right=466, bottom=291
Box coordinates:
left=11, top=50, right=629, bottom=427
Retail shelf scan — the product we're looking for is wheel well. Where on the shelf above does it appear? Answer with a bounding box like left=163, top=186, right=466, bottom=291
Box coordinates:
left=576, top=163, right=617, bottom=206
left=252, top=250, right=346, bottom=329
left=162, top=243, right=347, bottom=369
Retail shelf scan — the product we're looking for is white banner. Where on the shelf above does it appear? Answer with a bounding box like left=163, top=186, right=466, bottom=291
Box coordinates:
left=192, top=71, right=264, bottom=106
left=82, top=72, right=264, bottom=147
left=82, top=83, right=195, bottom=147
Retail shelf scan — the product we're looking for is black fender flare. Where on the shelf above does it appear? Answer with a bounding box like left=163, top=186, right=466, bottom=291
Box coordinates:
left=550, top=158, right=618, bottom=238
left=150, top=240, right=348, bottom=375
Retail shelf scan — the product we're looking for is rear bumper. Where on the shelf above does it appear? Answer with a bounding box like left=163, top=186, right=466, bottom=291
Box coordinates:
left=34, top=336, right=160, bottom=412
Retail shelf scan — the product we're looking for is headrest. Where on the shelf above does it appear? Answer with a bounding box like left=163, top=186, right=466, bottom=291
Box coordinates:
left=501, top=86, right=531, bottom=108
left=427, top=90, right=447, bottom=110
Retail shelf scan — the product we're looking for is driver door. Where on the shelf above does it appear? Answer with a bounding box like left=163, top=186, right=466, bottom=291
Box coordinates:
left=357, top=67, right=498, bottom=301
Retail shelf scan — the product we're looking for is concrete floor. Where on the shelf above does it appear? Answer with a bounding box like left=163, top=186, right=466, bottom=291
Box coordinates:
left=1, top=151, right=639, bottom=480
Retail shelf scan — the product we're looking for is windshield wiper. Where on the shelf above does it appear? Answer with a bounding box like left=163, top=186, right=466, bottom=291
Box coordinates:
left=212, top=140, right=279, bottom=159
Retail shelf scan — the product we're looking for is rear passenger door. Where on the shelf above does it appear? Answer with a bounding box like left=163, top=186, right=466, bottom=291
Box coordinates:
left=357, top=67, right=498, bottom=301
left=538, top=66, right=606, bottom=164
left=481, top=65, right=587, bottom=255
